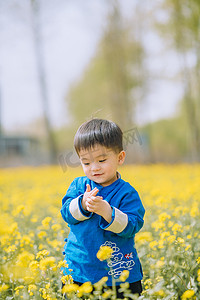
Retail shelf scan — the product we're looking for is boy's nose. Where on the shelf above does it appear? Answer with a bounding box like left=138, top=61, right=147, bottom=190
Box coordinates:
left=91, top=163, right=100, bottom=171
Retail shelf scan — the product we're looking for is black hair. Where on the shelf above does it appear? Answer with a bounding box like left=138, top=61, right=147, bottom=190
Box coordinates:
left=74, top=118, right=123, bottom=154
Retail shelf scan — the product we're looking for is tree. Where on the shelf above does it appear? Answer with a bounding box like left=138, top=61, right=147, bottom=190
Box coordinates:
left=31, top=0, right=57, bottom=163
left=67, top=0, right=146, bottom=131
left=156, top=0, right=200, bottom=161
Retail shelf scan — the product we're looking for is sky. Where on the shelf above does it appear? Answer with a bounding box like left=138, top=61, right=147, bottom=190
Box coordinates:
left=0, top=0, right=183, bottom=133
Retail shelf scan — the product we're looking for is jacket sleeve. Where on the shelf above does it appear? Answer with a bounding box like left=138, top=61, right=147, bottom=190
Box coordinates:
left=99, top=190, right=145, bottom=238
left=60, top=179, right=93, bottom=225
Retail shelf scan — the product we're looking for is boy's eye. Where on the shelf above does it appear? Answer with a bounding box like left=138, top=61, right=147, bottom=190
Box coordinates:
left=99, top=159, right=106, bottom=163
left=83, top=162, right=90, bottom=166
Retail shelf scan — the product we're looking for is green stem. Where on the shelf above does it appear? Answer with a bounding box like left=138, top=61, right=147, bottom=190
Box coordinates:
left=107, top=258, right=117, bottom=300
left=172, top=270, right=188, bottom=290
left=112, top=273, right=117, bottom=300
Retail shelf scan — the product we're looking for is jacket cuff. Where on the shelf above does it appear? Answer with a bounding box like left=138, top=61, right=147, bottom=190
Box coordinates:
left=100, top=207, right=128, bottom=233
left=69, top=195, right=93, bottom=221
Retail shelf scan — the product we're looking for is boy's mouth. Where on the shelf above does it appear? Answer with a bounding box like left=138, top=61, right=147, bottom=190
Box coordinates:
left=93, top=173, right=103, bottom=177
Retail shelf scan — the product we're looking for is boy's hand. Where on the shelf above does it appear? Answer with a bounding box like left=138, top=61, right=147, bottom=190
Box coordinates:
left=86, top=196, right=113, bottom=223
left=82, top=184, right=99, bottom=211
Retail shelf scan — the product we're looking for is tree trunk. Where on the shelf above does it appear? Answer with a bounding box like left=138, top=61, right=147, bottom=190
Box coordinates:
left=30, top=0, right=57, bottom=164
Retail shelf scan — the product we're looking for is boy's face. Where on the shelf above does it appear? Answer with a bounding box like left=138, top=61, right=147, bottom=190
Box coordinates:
left=79, top=144, right=125, bottom=187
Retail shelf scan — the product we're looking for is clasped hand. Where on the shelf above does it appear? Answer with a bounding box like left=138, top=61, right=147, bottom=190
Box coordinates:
left=82, top=184, right=112, bottom=223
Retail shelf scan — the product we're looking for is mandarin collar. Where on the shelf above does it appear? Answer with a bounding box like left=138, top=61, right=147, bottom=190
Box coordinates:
left=90, top=172, right=121, bottom=191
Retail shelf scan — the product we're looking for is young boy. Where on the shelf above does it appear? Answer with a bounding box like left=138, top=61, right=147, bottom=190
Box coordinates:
left=60, top=118, right=145, bottom=297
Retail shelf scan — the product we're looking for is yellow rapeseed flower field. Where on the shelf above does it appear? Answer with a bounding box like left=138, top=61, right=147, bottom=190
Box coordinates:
left=0, top=165, right=200, bottom=299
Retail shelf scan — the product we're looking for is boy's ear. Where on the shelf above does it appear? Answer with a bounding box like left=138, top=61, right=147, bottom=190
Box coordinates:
left=118, top=150, right=126, bottom=165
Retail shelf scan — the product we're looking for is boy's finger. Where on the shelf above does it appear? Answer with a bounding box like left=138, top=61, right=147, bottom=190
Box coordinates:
left=87, top=206, right=93, bottom=212
left=86, top=184, right=91, bottom=192
left=91, top=196, right=103, bottom=201
left=90, top=187, right=99, bottom=196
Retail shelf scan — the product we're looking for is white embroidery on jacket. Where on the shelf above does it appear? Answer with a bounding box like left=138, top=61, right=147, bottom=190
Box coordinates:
left=101, top=241, right=135, bottom=278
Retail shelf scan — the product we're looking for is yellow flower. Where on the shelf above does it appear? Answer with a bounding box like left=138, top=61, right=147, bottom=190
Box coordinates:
left=158, top=212, right=171, bottom=222
left=58, top=260, right=68, bottom=268
left=172, top=223, right=182, bottom=233
left=45, top=283, right=50, bottom=289
left=102, top=290, right=113, bottom=299
left=51, top=224, right=61, bottom=231
left=144, top=278, right=152, bottom=289
left=37, top=231, right=47, bottom=239
left=13, top=205, right=25, bottom=216
left=16, top=251, right=35, bottom=268
left=149, top=241, right=158, bottom=250
left=177, top=237, right=185, bottom=244
left=167, top=235, right=176, bottom=244
left=29, top=260, right=40, bottom=277
left=38, top=244, right=46, bottom=250
left=197, top=276, right=200, bottom=282
left=36, top=249, right=49, bottom=259
left=119, top=282, right=129, bottom=290
left=78, top=282, right=93, bottom=296
left=28, top=284, right=37, bottom=294
left=42, top=217, right=52, bottom=229
left=23, top=277, right=35, bottom=284
left=153, top=289, right=165, bottom=297
left=135, top=231, right=153, bottom=244
left=168, top=221, right=174, bottom=228
left=48, top=239, right=61, bottom=250
left=119, top=270, right=129, bottom=282
left=61, top=275, right=73, bottom=284
left=155, top=260, right=165, bottom=268
left=197, top=269, right=200, bottom=282
left=15, top=285, right=24, bottom=294
left=160, top=231, right=170, bottom=239
left=5, top=245, right=17, bottom=253
left=97, top=246, right=113, bottom=261
left=40, top=287, right=48, bottom=299
left=190, top=203, right=199, bottom=217
left=20, top=235, right=32, bottom=246
left=62, top=283, right=79, bottom=294
left=39, top=256, right=56, bottom=272
left=31, top=217, right=38, bottom=223
left=181, top=289, right=195, bottom=300
left=185, top=245, right=191, bottom=251
left=197, top=257, right=200, bottom=264
left=158, top=239, right=165, bottom=249
left=29, top=260, right=39, bottom=270
left=15, top=285, right=24, bottom=291
left=94, top=277, right=108, bottom=290
left=151, top=220, right=165, bottom=231
left=0, top=284, right=9, bottom=292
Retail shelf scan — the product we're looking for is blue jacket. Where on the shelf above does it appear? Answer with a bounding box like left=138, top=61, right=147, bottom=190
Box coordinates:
left=60, top=175, right=145, bottom=286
